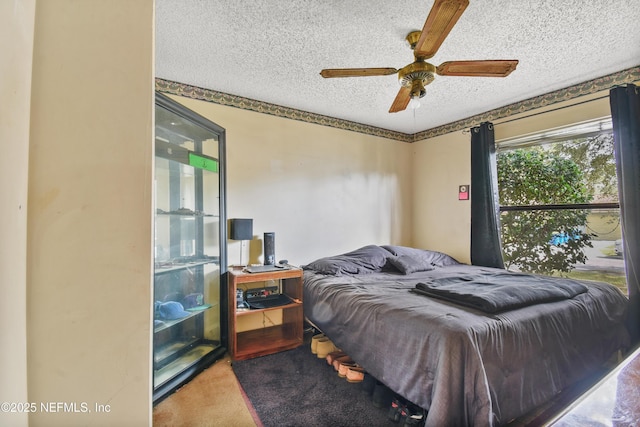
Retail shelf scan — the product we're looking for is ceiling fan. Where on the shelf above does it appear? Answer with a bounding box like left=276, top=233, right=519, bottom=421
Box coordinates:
left=320, top=0, right=518, bottom=113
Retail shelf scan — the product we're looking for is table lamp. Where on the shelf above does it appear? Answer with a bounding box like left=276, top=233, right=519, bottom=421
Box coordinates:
left=229, top=218, right=253, bottom=267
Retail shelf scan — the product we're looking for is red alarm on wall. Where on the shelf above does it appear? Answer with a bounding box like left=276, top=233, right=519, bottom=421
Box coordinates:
left=459, top=185, right=469, bottom=200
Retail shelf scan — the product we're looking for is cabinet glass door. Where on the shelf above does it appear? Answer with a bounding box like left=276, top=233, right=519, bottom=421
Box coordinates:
left=153, top=92, right=226, bottom=402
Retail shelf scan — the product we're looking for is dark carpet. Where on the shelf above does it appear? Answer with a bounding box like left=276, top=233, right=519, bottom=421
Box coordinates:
left=232, top=337, right=607, bottom=427
left=232, top=344, right=398, bottom=427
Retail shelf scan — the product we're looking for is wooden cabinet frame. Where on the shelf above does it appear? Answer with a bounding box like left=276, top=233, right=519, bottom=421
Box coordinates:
left=228, top=268, right=303, bottom=360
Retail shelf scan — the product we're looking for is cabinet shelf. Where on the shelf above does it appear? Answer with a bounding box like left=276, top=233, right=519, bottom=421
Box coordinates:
left=154, top=259, right=219, bottom=274
left=154, top=343, right=218, bottom=388
left=154, top=337, right=201, bottom=364
left=153, top=304, right=216, bottom=333
left=235, top=301, right=302, bottom=316
left=235, top=325, right=304, bottom=360
left=156, top=210, right=219, bottom=217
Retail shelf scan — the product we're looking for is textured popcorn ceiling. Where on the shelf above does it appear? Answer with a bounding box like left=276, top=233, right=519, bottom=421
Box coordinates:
left=156, top=0, right=640, bottom=134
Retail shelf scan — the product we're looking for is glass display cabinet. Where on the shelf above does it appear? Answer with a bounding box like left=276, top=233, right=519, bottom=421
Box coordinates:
left=153, top=92, right=227, bottom=402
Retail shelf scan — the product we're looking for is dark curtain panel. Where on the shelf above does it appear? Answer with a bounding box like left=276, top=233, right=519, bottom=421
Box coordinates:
left=470, top=122, right=505, bottom=269
left=610, top=83, right=640, bottom=345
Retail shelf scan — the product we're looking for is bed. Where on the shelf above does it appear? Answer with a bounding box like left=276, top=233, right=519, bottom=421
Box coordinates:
left=302, top=245, right=630, bottom=426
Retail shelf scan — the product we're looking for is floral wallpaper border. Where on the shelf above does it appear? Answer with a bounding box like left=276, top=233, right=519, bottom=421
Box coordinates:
left=156, top=66, right=639, bottom=143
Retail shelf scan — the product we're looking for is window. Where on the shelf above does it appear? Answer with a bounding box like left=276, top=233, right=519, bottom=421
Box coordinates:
left=496, top=118, right=627, bottom=296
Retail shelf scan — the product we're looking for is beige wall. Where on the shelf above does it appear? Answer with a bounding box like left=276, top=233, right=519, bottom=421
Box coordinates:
left=167, top=95, right=415, bottom=266
left=169, top=90, right=614, bottom=268
left=23, top=1, right=154, bottom=426
left=411, top=130, right=472, bottom=263
left=411, top=90, right=616, bottom=264
left=1, top=1, right=35, bottom=426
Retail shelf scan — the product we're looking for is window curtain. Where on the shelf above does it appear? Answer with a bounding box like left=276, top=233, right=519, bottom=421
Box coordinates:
left=470, top=122, right=505, bottom=269
left=610, top=83, right=640, bottom=345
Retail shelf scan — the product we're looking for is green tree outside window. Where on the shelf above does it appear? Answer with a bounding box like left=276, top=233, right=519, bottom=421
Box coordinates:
left=497, top=149, right=593, bottom=274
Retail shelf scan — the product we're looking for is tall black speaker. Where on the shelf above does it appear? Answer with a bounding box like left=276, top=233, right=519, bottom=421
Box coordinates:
left=263, top=232, right=275, bottom=265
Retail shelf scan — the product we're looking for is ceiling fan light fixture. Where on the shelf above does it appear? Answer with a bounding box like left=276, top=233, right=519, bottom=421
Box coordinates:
left=408, top=79, right=426, bottom=109
left=410, top=79, right=426, bottom=98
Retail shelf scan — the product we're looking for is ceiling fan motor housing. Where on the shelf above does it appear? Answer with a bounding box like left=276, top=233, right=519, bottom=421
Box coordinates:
left=398, top=62, right=435, bottom=98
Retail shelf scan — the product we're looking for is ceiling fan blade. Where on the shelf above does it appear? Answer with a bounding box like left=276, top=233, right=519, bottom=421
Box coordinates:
left=320, top=68, right=398, bottom=78
left=414, top=0, right=469, bottom=59
left=436, top=60, right=519, bottom=77
left=389, top=86, right=411, bottom=113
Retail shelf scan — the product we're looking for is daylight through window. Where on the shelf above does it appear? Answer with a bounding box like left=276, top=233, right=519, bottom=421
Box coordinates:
left=496, top=118, right=627, bottom=296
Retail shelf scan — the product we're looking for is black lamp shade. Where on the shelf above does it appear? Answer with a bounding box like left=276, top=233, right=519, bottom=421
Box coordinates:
left=229, top=218, right=253, bottom=241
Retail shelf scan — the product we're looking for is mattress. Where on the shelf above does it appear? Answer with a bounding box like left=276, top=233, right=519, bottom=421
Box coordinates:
left=303, top=264, right=629, bottom=426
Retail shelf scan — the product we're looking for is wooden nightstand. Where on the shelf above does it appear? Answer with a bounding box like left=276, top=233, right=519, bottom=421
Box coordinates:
left=227, top=268, right=304, bottom=360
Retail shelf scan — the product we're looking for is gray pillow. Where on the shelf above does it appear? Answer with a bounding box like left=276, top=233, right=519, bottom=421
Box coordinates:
left=302, top=245, right=390, bottom=275
left=388, top=254, right=435, bottom=275
left=382, top=245, right=460, bottom=269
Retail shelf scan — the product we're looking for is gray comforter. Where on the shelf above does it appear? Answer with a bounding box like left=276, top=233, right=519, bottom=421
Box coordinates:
left=413, top=271, right=588, bottom=313
left=303, top=265, right=629, bottom=426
